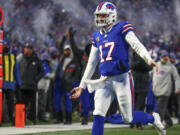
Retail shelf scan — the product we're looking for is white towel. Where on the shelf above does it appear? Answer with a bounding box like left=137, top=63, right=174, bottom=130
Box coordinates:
left=84, top=76, right=108, bottom=93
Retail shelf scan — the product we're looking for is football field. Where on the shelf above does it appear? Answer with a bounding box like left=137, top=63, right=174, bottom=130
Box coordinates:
left=0, top=121, right=180, bottom=135
left=21, top=125, right=180, bottom=135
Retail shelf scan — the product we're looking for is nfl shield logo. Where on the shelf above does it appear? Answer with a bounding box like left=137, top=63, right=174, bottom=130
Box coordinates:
left=96, top=37, right=100, bottom=42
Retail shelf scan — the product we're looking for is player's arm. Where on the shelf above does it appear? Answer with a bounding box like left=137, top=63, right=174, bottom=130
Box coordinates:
left=70, top=45, right=99, bottom=98
left=125, top=31, right=158, bottom=72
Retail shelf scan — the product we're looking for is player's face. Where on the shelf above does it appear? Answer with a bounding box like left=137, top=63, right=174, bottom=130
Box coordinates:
left=24, top=47, right=33, bottom=57
left=23, top=47, right=28, bottom=54
left=64, top=48, right=71, bottom=57
left=161, top=55, right=169, bottom=63
left=3, top=44, right=10, bottom=53
left=96, top=14, right=107, bottom=25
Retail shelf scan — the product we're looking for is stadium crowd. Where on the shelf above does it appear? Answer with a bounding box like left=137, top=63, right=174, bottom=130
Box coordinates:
left=1, top=0, right=180, bottom=130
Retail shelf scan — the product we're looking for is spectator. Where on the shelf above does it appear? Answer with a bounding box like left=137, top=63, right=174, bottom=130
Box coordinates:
left=176, top=58, right=180, bottom=124
left=169, top=52, right=180, bottom=124
left=2, top=39, right=21, bottom=126
left=18, top=43, right=44, bottom=124
left=168, top=52, right=178, bottom=118
left=152, top=50, right=180, bottom=128
left=54, top=35, right=80, bottom=124
left=45, top=47, right=59, bottom=119
left=68, top=27, right=96, bottom=125
left=169, top=52, right=176, bottom=64
left=130, top=52, right=152, bottom=130
left=38, top=53, right=53, bottom=122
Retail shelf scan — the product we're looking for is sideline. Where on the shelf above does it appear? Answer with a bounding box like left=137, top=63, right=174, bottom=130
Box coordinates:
left=0, top=118, right=178, bottom=135
left=0, top=122, right=128, bottom=135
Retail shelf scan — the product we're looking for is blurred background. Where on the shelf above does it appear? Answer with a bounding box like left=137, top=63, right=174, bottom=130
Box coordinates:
left=0, top=0, right=180, bottom=54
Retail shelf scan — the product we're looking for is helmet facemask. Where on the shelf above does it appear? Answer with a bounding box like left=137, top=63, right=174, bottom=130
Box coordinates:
left=95, top=13, right=108, bottom=27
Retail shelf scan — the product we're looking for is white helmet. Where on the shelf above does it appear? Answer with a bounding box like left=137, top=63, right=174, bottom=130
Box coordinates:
left=94, top=2, right=117, bottom=27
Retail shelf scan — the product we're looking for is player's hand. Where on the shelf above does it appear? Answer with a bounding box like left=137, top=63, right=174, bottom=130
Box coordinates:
left=148, top=61, right=158, bottom=73
left=64, top=32, right=70, bottom=37
left=70, top=87, right=83, bottom=99
left=69, top=27, right=76, bottom=36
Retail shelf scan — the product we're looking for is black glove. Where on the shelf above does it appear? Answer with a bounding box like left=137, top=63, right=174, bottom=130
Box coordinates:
left=69, top=27, right=76, bottom=36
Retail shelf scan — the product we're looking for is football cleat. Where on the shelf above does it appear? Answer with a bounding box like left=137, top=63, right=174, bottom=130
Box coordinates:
left=152, top=112, right=166, bottom=135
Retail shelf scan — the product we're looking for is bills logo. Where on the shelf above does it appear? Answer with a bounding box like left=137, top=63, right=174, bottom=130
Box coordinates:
left=157, top=70, right=165, bottom=75
left=96, top=37, right=100, bottom=42
left=98, top=2, right=115, bottom=11
left=69, top=64, right=75, bottom=68
left=106, top=4, right=115, bottom=10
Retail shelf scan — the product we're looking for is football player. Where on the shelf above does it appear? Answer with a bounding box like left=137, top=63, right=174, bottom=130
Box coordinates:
left=71, top=2, right=166, bottom=135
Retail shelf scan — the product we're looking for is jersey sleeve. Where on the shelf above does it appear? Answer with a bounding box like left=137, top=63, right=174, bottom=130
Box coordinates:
left=120, top=21, right=134, bottom=37
left=125, top=31, right=153, bottom=64
left=79, top=46, right=99, bottom=89
left=91, top=32, right=97, bottom=48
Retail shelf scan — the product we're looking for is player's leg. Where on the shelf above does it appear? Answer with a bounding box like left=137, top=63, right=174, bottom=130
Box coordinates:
left=129, top=111, right=166, bottom=135
left=53, top=80, right=63, bottom=123
left=5, top=90, right=15, bottom=125
left=105, top=110, right=154, bottom=125
left=64, top=91, right=72, bottom=124
left=72, top=81, right=90, bottom=124
left=80, top=89, right=90, bottom=125
left=114, top=72, right=134, bottom=123
left=92, top=87, right=115, bottom=135
left=131, top=111, right=154, bottom=125
left=152, top=112, right=166, bottom=135
left=113, top=72, right=166, bottom=135
left=90, top=92, right=95, bottom=113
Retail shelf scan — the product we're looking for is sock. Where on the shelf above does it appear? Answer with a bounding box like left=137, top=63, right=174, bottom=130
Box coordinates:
left=92, top=115, right=105, bottom=135
left=147, top=113, right=154, bottom=123
left=131, top=111, right=154, bottom=125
